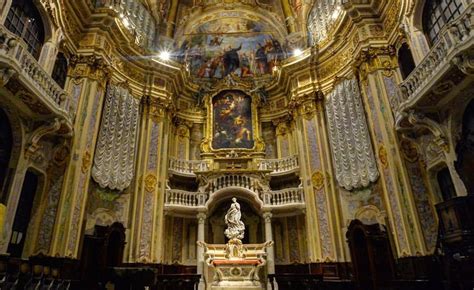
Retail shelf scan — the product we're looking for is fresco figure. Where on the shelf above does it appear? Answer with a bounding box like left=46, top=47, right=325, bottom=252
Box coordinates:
left=223, top=44, right=242, bottom=76
left=176, top=18, right=287, bottom=79
left=255, top=44, right=268, bottom=75
left=240, top=53, right=253, bottom=77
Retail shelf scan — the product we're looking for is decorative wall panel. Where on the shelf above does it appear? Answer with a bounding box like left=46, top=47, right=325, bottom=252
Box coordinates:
left=326, top=78, right=379, bottom=190
left=92, top=84, right=140, bottom=191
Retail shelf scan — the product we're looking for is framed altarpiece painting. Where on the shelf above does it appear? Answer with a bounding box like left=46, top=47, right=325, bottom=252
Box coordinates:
left=201, top=90, right=265, bottom=159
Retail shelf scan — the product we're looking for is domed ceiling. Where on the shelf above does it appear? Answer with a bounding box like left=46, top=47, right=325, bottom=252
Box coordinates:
left=145, top=0, right=344, bottom=80
left=159, top=0, right=302, bottom=80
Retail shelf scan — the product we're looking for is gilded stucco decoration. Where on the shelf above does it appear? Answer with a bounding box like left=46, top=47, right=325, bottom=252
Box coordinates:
left=325, top=78, right=379, bottom=190
left=92, top=84, right=141, bottom=191
left=81, top=151, right=92, bottom=173
left=378, top=144, right=389, bottom=168
left=312, top=171, right=325, bottom=190
left=144, top=173, right=158, bottom=193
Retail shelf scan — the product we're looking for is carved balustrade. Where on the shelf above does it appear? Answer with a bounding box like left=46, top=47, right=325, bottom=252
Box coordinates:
left=262, top=187, right=305, bottom=207
left=168, top=157, right=210, bottom=176
left=92, top=0, right=156, bottom=49
left=257, top=155, right=299, bottom=175
left=165, top=189, right=208, bottom=208
left=397, top=4, right=473, bottom=112
left=207, top=174, right=259, bottom=194
left=165, top=182, right=305, bottom=212
left=0, top=25, right=70, bottom=117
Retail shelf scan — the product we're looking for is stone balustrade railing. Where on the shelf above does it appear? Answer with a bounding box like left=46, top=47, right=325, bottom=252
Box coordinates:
left=258, top=155, right=299, bottom=174
left=397, top=4, right=473, bottom=112
left=92, top=0, right=156, bottom=49
left=165, top=189, right=208, bottom=207
left=208, top=175, right=259, bottom=193
left=169, top=157, right=210, bottom=176
left=0, top=26, right=69, bottom=115
left=262, top=187, right=305, bottom=206
left=164, top=186, right=305, bottom=209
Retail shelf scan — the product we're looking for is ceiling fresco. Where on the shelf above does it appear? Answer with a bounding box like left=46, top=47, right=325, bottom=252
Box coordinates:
left=170, top=1, right=291, bottom=80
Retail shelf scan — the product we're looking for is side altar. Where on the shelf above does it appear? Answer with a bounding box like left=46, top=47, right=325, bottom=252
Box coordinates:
left=198, top=198, right=273, bottom=290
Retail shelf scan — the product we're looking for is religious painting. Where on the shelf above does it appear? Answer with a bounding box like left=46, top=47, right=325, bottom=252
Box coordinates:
left=212, top=91, right=254, bottom=149
left=175, top=17, right=287, bottom=79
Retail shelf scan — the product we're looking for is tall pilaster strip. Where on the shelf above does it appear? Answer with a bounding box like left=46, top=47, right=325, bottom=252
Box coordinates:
left=51, top=56, right=109, bottom=257
left=356, top=46, right=427, bottom=256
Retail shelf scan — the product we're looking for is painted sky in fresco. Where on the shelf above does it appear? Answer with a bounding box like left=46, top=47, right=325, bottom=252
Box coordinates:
left=175, top=18, right=287, bottom=79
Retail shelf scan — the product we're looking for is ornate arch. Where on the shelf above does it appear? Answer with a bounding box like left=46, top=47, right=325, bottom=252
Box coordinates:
left=206, top=187, right=264, bottom=215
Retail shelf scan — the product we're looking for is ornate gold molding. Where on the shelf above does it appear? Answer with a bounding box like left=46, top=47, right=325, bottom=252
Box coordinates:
left=353, top=45, right=398, bottom=81
left=69, top=55, right=111, bottom=83
left=312, top=171, right=325, bottom=190
left=144, top=173, right=157, bottom=193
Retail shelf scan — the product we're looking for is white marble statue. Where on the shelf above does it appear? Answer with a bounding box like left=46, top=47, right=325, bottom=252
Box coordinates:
left=224, top=198, right=245, bottom=240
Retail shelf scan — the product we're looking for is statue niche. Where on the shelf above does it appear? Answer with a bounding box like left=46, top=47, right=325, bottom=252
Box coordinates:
left=198, top=198, right=272, bottom=290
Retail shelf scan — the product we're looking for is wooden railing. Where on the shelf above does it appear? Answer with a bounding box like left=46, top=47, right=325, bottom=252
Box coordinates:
left=397, top=4, right=473, bottom=112
left=92, top=0, right=156, bottom=49
left=258, top=155, right=299, bottom=174
left=0, top=25, right=69, bottom=116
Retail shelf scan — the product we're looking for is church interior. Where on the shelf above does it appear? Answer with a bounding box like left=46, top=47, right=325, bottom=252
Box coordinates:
left=0, top=0, right=473, bottom=289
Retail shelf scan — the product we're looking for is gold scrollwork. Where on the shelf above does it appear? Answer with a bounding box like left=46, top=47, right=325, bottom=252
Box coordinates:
left=81, top=151, right=92, bottom=173
left=312, top=171, right=325, bottom=190
left=144, top=173, right=157, bottom=192
left=378, top=144, right=389, bottom=168
left=400, top=139, right=419, bottom=162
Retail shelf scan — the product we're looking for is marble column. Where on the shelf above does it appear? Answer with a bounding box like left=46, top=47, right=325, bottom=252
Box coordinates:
left=197, top=212, right=206, bottom=290
left=263, top=212, right=275, bottom=274
left=280, top=0, right=296, bottom=33
left=0, top=0, right=12, bottom=24
left=165, top=0, right=179, bottom=38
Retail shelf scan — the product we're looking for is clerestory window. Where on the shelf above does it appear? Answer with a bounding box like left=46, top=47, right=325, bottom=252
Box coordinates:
left=422, top=0, right=464, bottom=45
left=5, top=0, right=45, bottom=59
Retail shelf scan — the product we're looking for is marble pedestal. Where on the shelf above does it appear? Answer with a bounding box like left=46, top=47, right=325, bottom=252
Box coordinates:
left=198, top=240, right=273, bottom=290
left=211, top=259, right=263, bottom=290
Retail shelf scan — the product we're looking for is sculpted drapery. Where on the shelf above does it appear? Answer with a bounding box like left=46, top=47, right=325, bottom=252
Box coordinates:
left=92, top=84, right=140, bottom=191
left=224, top=198, right=245, bottom=240
left=325, top=78, right=379, bottom=190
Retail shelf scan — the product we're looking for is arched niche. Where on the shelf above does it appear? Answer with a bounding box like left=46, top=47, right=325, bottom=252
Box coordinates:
left=207, top=193, right=264, bottom=244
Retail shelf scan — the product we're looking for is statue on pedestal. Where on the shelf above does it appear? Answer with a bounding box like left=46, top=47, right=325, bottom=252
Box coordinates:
left=197, top=197, right=273, bottom=289
left=224, top=197, right=245, bottom=240
left=224, top=198, right=245, bottom=259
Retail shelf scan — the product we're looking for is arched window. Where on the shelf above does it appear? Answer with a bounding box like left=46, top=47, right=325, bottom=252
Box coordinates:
left=5, top=0, right=45, bottom=59
left=398, top=43, right=416, bottom=79
left=52, top=52, right=69, bottom=88
left=422, top=0, right=464, bottom=45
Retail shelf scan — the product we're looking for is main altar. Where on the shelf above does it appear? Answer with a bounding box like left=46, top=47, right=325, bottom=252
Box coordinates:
left=198, top=198, right=273, bottom=290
